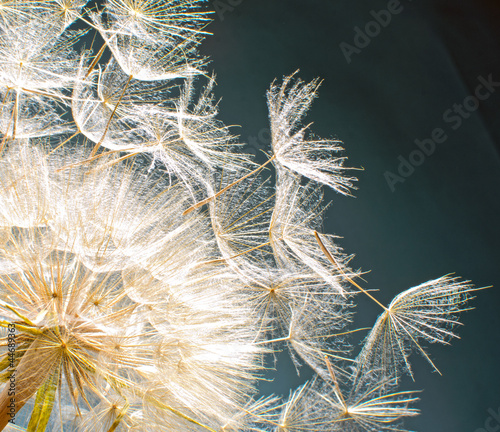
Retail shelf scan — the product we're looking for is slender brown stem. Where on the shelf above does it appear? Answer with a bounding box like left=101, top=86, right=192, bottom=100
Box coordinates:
left=11, top=90, right=19, bottom=140
left=324, top=356, right=347, bottom=410
left=146, top=395, right=218, bottom=432
left=313, top=231, right=388, bottom=311
left=199, top=241, right=272, bottom=266
left=48, top=129, right=81, bottom=155
left=0, top=89, right=14, bottom=154
left=90, top=74, right=133, bottom=157
left=183, top=155, right=276, bottom=216
left=86, top=42, right=108, bottom=78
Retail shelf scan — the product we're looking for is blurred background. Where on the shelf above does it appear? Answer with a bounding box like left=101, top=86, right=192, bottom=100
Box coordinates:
left=201, top=1, right=500, bottom=431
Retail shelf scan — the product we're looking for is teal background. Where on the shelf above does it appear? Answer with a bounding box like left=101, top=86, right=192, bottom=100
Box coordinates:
left=201, top=1, right=500, bottom=431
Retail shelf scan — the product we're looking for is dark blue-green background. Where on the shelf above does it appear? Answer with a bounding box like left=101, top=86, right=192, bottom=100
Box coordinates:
left=201, top=1, right=500, bottom=431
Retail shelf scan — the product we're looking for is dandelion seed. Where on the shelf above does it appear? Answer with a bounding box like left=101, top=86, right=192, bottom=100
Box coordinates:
left=267, top=72, right=357, bottom=194
left=184, top=72, right=357, bottom=215
left=277, top=367, right=419, bottom=432
left=355, top=276, right=476, bottom=383
left=92, top=0, right=210, bottom=81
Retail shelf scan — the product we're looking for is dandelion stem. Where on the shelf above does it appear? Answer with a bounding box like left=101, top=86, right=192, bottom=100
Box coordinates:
left=200, top=241, right=273, bottom=265
left=183, top=155, right=276, bottom=215
left=147, top=396, right=218, bottom=432
left=12, top=90, right=19, bottom=140
left=106, top=400, right=129, bottom=432
left=54, top=148, right=129, bottom=172
left=91, top=74, right=133, bottom=157
left=313, top=231, right=388, bottom=311
left=324, top=356, right=347, bottom=410
left=48, top=129, right=82, bottom=155
left=86, top=42, right=108, bottom=78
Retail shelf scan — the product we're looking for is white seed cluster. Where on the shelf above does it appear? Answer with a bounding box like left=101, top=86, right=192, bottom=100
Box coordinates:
left=0, top=1, right=475, bottom=431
